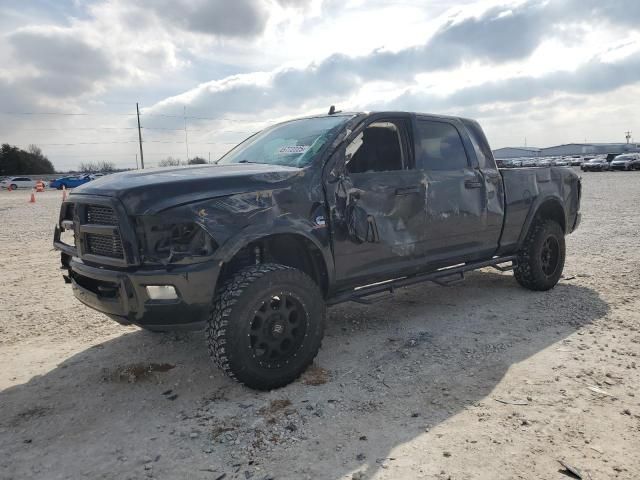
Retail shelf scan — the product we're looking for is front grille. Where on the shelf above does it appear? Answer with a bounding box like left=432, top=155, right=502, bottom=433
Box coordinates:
left=86, top=232, right=124, bottom=259
left=86, top=205, right=117, bottom=225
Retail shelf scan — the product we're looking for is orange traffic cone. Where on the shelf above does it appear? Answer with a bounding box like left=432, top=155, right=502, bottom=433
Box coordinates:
left=62, top=185, right=67, bottom=201
left=29, top=189, right=36, bottom=203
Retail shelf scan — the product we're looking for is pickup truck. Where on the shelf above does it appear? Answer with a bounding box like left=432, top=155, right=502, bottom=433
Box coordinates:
left=54, top=111, right=582, bottom=390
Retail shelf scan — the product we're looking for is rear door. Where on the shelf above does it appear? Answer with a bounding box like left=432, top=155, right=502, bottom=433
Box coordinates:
left=326, top=116, right=428, bottom=284
left=415, top=117, right=501, bottom=263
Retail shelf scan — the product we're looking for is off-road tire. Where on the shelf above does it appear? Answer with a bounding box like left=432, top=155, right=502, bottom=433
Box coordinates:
left=206, top=263, right=325, bottom=390
left=514, top=219, right=565, bottom=291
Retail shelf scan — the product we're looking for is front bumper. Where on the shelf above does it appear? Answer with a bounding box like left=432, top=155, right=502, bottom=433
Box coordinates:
left=66, top=257, right=220, bottom=330
left=610, top=164, right=627, bottom=170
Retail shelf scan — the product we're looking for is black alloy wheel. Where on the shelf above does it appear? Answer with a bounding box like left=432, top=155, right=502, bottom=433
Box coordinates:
left=207, top=263, right=326, bottom=390
left=249, top=293, right=308, bottom=368
left=540, top=236, right=560, bottom=278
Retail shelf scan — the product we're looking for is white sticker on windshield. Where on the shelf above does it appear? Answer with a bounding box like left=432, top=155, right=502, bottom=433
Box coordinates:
left=278, top=145, right=310, bottom=155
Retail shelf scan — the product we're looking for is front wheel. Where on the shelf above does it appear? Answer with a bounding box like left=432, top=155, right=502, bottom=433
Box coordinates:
left=514, top=219, right=565, bottom=291
left=206, top=263, right=326, bottom=390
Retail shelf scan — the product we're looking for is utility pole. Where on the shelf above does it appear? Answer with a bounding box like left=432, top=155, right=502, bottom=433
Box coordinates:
left=136, top=103, right=145, bottom=169
left=184, top=106, right=190, bottom=163
left=135, top=153, right=139, bottom=169
left=208, top=152, right=211, bottom=163
left=625, top=131, right=632, bottom=144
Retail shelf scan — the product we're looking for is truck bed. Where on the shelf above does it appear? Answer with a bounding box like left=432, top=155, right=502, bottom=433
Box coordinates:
left=499, top=167, right=581, bottom=253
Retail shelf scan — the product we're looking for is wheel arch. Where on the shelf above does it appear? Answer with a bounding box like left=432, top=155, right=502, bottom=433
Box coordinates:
left=214, top=229, right=333, bottom=298
left=519, top=196, right=567, bottom=246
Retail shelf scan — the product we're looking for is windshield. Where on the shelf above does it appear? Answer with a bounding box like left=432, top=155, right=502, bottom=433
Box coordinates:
left=218, top=116, right=352, bottom=167
left=614, top=155, right=632, bottom=161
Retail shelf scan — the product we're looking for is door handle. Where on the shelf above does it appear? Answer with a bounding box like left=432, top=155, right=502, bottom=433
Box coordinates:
left=395, top=186, right=421, bottom=195
left=464, top=180, right=483, bottom=189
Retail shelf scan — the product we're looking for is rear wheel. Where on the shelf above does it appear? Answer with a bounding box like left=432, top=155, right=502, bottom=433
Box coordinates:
left=514, top=219, right=565, bottom=291
left=10, top=184, right=17, bottom=190
left=206, top=263, right=325, bottom=390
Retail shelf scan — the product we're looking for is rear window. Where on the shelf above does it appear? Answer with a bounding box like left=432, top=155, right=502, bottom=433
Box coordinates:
left=416, top=120, right=469, bottom=170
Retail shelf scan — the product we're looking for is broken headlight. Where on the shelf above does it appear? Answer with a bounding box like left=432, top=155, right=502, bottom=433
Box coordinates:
left=137, top=217, right=216, bottom=264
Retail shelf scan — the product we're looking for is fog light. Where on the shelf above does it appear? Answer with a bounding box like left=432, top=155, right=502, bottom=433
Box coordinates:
left=146, top=285, right=178, bottom=300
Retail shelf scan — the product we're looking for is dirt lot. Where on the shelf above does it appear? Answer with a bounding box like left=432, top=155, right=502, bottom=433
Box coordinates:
left=1, top=171, right=639, bottom=480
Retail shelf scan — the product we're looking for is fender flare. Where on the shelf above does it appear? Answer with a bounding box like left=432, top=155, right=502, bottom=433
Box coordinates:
left=211, top=222, right=335, bottom=289
left=517, top=195, right=567, bottom=246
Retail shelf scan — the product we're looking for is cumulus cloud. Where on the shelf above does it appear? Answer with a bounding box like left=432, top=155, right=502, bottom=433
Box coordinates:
left=147, top=0, right=640, bottom=118
left=2, top=0, right=640, bottom=169
left=7, top=27, right=117, bottom=97
left=373, top=52, right=640, bottom=112
left=136, top=0, right=270, bottom=38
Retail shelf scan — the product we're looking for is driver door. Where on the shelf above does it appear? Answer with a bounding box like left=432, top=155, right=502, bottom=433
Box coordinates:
left=325, top=117, right=427, bottom=286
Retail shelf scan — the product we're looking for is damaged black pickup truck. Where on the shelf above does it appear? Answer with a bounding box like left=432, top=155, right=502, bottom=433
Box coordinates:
left=54, top=111, right=581, bottom=390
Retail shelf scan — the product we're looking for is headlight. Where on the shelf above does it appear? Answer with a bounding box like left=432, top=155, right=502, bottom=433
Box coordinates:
left=137, top=217, right=217, bottom=264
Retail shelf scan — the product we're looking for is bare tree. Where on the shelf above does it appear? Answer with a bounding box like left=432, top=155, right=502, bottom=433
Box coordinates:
left=78, top=160, right=116, bottom=172
left=27, top=144, right=43, bottom=158
left=158, top=157, right=182, bottom=167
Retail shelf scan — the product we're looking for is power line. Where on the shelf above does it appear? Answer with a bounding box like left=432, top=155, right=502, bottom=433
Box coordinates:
left=16, top=141, right=139, bottom=146
left=0, top=111, right=136, bottom=117
left=0, top=110, right=253, bottom=122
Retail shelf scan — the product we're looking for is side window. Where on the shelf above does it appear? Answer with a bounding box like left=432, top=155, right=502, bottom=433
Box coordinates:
left=346, top=121, right=404, bottom=173
left=416, top=120, right=469, bottom=171
left=463, top=120, right=495, bottom=170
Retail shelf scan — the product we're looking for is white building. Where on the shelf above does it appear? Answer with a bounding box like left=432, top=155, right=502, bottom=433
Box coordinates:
left=493, top=147, right=542, bottom=159
left=494, top=143, right=640, bottom=159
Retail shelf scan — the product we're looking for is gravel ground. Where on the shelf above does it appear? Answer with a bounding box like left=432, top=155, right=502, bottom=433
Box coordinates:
left=0, top=170, right=639, bottom=480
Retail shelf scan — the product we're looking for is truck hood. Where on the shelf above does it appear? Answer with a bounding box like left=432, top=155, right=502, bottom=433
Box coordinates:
left=71, top=163, right=304, bottom=215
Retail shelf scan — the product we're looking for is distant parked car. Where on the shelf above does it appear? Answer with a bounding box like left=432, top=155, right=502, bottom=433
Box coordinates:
left=552, top=158, right=570, bottom=166
left=581, top=158, right=611, bottom=172
left=521, top=158, right=537, bottom=167
left=538, top=158, right=553, bottom=167
left=610, top=154, right=640, bottom=171
left=49, top=175, right=94, bottom=190
left=0, top=176, right=38, bottom=189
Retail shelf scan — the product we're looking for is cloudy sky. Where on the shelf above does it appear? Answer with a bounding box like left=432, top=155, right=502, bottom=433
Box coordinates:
left=1, top=0, right=639, bottom=170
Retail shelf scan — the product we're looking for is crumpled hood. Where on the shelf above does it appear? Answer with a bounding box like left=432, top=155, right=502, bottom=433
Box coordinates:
left=71, top=163, right=304, bottom=215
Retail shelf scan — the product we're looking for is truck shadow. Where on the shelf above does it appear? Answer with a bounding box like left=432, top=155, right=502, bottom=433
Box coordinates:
left=0, top=271, right=609, bottom=479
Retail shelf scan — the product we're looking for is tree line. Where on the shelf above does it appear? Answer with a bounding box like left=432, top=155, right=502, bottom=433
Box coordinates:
left=1, top=142, right=211, bottom=176
left=0, top=144, right=55, bottom=175
left=158, top=156, right=208, bottom=167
